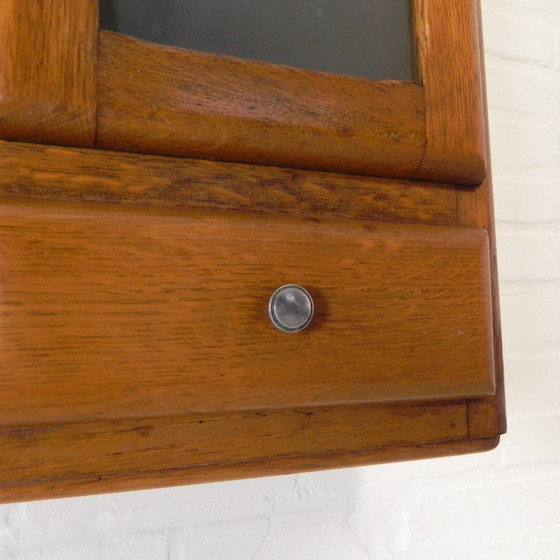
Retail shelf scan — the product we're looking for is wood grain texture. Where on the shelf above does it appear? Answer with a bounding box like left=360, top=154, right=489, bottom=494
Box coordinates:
left=0, top=0, right=503, bottom=502
left=0, top=433, right=499, bottom=504
left=0, top=140, right=458, bottom=227
left=0, top=0, right=490, bottom=184
left=412, top=0, right=486, bottom=184
left=0, top=402, right=467, bottom=488
left=460, top=183, right=504, bottom=439
left=96, top=31, right=426, bottom=179
left=0, top=200, right=494, bottom=425
left=0, top=0, right=98, bottom=147
left=460, top=0, right=506, bottom=438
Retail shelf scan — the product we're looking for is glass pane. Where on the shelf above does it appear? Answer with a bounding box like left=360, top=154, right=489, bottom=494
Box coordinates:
left=100, top=0, right=413, bottom=80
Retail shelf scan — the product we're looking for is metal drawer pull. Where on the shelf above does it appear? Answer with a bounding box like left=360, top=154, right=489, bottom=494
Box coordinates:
left=268, top=284, right=314, bottom=333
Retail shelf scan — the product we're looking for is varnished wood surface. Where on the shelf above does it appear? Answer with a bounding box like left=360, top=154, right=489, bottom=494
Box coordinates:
left=0, top=434, right=499, bottom=504
left=0, top=0, right=97, bottom=147
left=0, top=402, right=468, bottom=489
left=460, top=180, right=504, bottom=438
left=0, top=0, right=504, bottom=502
left=97, top=31, right=426, bottom=179
left=0, top=200, right=494, bottom=425
left=0, top=0, right=490, bottom=186
left=412, top=0, right=486, bottom=184
left=94, top=3, right=491, bottom=186
left=460, top=0, right=506, bottom=438
left=0, top=140, right=457, bottom=227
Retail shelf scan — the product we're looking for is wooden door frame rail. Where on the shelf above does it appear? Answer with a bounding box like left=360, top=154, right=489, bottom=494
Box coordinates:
left=0, top=0, right=486, bottom=185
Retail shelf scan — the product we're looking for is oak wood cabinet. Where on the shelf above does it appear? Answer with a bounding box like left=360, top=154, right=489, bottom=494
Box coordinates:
left=0, top=0, right=504, bottom=503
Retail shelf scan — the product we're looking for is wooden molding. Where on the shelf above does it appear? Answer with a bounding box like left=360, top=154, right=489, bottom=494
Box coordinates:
left=0, top=404, right=500, bottom=504
left=96, top=31, right=426, bottom=179
left=0, top=0, right=98, bottom=147
left=0, top=140, right=458, bottom=227
left=412, top=0, right=487, bottom=184
left=458, top=0, right=506, bottom=438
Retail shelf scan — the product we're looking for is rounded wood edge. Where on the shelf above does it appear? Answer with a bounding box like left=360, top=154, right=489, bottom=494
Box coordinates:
left=0, top=0, right=98, bottom=147
left=0, top=437, right=500, bottom=504
left=412, top=0, right=487, bottom=187
left=96, top=30, right=426, bottom=180
left=459, top=0, right=506, bottom=438
left=413, top=148, right=487, bottom=186
left=96, top=24, right=487, bottom=186
left=0, top=99, right=96, bottom=148
left=0, top=139, right=459, bottom=227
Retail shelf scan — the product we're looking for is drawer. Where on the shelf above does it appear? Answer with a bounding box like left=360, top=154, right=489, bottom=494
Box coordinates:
left=0, top=201, right=495, bottom=425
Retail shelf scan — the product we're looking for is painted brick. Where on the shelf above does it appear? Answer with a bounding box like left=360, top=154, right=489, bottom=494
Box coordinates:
left=407, top=474, right=560, bottom=546
left=488, top=115, right=559, bottom=173
left=505, top=415, right=560, bottom=465
left=496, top=225, right=560, bottom=281
left=485, top=60, right=559, bottom=117
left=504, top=354, right=560, bottom=416
left=24, top=478, right=286, bottom=536
left=170, top=519, right=272, bottom=560
left=253, top=509, right=371, bottom=560
left=482, top=7, right=555, bottom=66
left=484, top=0, right=551, bottom=12
left=493, top=173, right=560, bottom=224
left=0, top=532, right=168, bottom=560
left=401, top=526, right=560, bottom=560
left=500, top=293, right=560, bottom=354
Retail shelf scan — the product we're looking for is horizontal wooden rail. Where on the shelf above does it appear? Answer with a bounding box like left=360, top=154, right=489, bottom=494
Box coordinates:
left=96, top=31, right=426, bottom=179
left=0, top=140, right=458, bottom=227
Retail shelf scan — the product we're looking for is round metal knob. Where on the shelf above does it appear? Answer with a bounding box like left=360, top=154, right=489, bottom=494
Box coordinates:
left=268, top=285, right=314, bottom=333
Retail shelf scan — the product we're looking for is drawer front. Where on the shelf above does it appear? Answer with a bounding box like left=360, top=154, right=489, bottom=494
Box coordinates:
left=0, top=202, right=494, bottom=425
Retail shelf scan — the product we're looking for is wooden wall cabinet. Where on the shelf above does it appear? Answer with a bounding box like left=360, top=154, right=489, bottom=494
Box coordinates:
left=0, top=0, right=504, bottom=503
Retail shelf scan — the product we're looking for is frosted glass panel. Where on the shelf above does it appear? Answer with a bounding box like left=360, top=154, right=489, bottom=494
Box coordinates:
left=100, top=0, right=413, bottom=80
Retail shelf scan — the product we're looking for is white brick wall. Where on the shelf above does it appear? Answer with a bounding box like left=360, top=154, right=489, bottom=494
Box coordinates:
left=1, top=0, right=559, bottom=558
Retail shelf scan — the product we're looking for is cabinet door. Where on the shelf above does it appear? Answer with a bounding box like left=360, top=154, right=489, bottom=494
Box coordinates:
left=0, top=0, right=487, bottom=184
left=0, top=0, right=504, bottom=503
